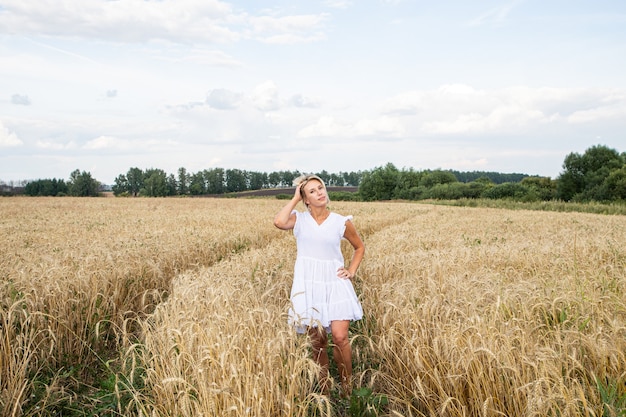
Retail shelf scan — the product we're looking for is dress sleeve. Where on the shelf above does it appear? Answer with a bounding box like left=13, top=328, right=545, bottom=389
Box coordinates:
left=292, top=210, right=301, bottom=237
left=340, top=214, right=353, bottom=238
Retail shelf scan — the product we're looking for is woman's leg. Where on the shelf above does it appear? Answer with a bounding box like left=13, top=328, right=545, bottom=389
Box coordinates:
left=308, top=326, right=330, bottom=394
left=330, top=320, right=352, bottom=397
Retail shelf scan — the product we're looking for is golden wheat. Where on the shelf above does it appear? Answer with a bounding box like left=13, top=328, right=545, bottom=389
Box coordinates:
left=1, top=198, right=625, bottom=416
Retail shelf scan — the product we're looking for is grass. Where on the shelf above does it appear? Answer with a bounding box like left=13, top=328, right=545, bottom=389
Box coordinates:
left=1, top=197, right=625, bottom=416
left=430, top=198, right=626, bottom=215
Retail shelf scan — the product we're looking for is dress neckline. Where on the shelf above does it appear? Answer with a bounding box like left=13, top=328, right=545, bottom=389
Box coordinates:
left=309, top=210, right=331, bottom=226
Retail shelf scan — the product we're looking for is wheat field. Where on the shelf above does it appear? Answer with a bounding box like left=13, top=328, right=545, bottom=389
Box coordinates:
left=1, top=197, right=625, bottom=416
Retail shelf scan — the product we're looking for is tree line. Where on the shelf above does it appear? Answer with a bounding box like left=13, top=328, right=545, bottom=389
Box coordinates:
left=5, top=144, right=625, bottom=203
left=108, top=168, right=363, bottom=197
left=358, top=145, right=625, bottom=202
left=16, top=170, right=100, bottom=197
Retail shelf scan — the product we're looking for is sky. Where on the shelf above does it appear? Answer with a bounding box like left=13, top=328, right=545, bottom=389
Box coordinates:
left=1, top=0, right=626, bottom=185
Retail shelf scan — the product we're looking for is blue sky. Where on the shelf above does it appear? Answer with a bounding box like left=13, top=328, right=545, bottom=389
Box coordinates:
left=1, top=0, right=625, bottom=184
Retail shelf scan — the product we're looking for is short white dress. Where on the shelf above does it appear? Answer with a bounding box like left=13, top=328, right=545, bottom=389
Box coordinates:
left=289, top=210, right=363, bottom=333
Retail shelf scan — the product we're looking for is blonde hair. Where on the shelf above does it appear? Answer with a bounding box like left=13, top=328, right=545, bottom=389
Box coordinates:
left=293, top=174, right=330, bottom=209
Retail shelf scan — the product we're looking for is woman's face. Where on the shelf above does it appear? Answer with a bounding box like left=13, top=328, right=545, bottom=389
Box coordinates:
left=302, top=179, right=327, bottom=207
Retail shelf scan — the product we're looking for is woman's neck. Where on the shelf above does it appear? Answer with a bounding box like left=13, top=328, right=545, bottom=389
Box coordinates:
left=309, top=206, right=329, bottom=222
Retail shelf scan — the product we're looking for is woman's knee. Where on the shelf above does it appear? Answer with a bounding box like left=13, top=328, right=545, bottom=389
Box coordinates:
left=331, top=330, right=349, bottom=347
left=331, top=321, right=350, bottom=344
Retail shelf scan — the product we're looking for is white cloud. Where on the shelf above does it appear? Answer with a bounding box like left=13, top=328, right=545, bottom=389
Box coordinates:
left=0, top=0, right=239, bottom=43
left=249, top=14, right=328, bottom=44
left=83, top=136, right=129, bottom=150
left=290, top=94, right=321, bottom=108
left=0, top=1, right=330, bottom=45
left=422, top=106, right=545, bottom=135
left=256, top=32, right=327, bottom=44
left=353, top=116, right=405, bottom=137
left=567, top=103, right=626, bottom=123
left=469, top=1, right=522, bottom=27
left=324, top=1, right=353, bottom=9
left=0, top=121, right=23, bottom=147
left=83, top=135, right=179, bottom=151
left=297, top=115, right=404, bottom=138
left=297, top=116, right=345, bottom=138
left=382, top=85, right=626, bottom=135
left=252, top=81, right=280, bottom=111
left=206, top=88, right=242, bottom=110
left=11, top=94, right=31, bottom=105
left=175, top=48, right=242, bottom=67
left=36, top=139, right=76, bottom=150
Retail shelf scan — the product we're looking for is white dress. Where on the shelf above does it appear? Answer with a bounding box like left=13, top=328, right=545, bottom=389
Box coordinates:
left=289, top=210, right=363, bottom=333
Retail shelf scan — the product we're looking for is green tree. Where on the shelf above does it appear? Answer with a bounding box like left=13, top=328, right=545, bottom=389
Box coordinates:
left=317, top=170, right=331, bottom=185
left=394, top=168, right=422, bottom=200
left=557, top=145, right=624, bottom=201
left=463, top=181, right=489, bottom=199
left=281, top=170, right=300, bottom=187
left=127, top=167, right=144, bottom=197
left=358, top=163, right=399, bottom=201
left=341, top=171, right=362, bottom=186
left=177, top=167, right=189, bottom=195
left=112, top=174, right=129, bottom=196
left=205, top=168, right=225, bottom=194
left=329, top=172, right=342, bottom=186
left=248, top=171, right=268, bottom=190
left=142, top=168, right=168, bottom=197
left=68, top=170, right=100, bottom=197
left=521, top=176, right=557, bottom=201
left=426, top=183, right=465, bottom=200
left=189, top=171, right=207, bottom=195
left=166, top=174, right=178, bottom=196
left=420, top=169, right=458, bottom=188
left=24, top=178, right=68, bottom=196
left=482, top=182, right=530, bottom=200
left=225, top=168, right=247, bottom=192
left=605, top=167, right=626, bottom=200
left=268, top=171, right=281, bottom=188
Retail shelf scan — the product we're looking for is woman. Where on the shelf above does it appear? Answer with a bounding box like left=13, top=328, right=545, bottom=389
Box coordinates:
left=273, top=174, right=365, bottom=397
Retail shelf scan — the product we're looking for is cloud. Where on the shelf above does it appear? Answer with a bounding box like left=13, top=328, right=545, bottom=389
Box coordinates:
left=252, top=81, right=280, bottom=111
left=297, top=115, right=404, bottom=138
left=83, top=136, right=130, bottom=150
left=176, top=48, right=243, bottom=67
left=290, top=93, right=320, bottom=108
left=324, top=0, right=353, bottom=9
left=0, top=1, right=329, bottom=45
left=422, top=106, right=545, bottom=135
left=297, top=116, right=345, bottom=138
left=469, top=1, right=522, bottom=27
left=36, top=139, right=77, bottom=150
left=0, top=0, right=238, bottom=43
left=247, top=13, right=329, bottom=44
left=83, top=135, right=179, bottom=151
left=206, top=88, right=242, bottom=110
left=0, top=121, right=23, bottom=147
left=380, top=91, right=422, bottom=115
left=11, top=94, right=31, bottom=105
left=382, top=84, right=626, bottom=135
left=567, top=102, right=626, bottom=123
left=353, top=116, right=405, bottom=137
